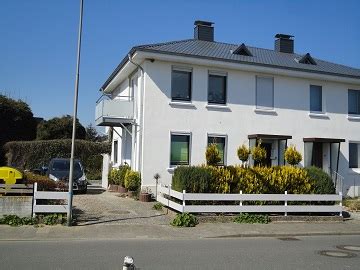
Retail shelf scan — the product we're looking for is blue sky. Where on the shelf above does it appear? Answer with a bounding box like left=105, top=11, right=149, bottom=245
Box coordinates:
left=1, top=0, right=359, bottom=127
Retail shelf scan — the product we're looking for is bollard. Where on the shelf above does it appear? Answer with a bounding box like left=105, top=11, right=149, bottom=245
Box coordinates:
left=123, top=256, right=135, bottom=270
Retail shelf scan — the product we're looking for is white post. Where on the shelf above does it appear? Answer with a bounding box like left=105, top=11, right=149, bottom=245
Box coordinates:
left=339, top=192, right=343, bottom=217
left=240, top=190, right=243, bottom=206
left=182, top=190, right=186, bottom=213
left=284, top=191, right=288, bottom=217
left=33, top=182, right=37, bottom=218
left=101, top=154, right=110, bottom=189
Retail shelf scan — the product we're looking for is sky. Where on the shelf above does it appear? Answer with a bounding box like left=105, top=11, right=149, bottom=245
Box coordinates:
left=1, top=0, right=359, bottom=127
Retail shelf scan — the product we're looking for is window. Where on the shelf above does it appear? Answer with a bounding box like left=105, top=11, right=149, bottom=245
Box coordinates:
left=256, top=76, right=274, bottom=109
left=171, top=68, right=192, bottom=101
left=208, top=73, right=227, bottom=104
left=114, top=140, right=118, bottom=164
left=207, top=136, right=226, bottom=165
left=348, top=89, right=360, bottom=115
left=349, top=143, right=360, bottom=168
left=170, top=134, right=190, bottom=166
left=310, top=85, right=322, bottom=112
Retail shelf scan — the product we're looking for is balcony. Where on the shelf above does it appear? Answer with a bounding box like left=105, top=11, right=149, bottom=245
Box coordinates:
left=95, top=99, right=134, bottom=126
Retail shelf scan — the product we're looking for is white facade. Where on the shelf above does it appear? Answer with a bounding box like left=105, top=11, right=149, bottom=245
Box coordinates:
left=98, top=51, right=360, bottom=197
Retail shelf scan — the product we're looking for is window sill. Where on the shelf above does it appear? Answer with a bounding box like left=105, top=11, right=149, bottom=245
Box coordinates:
left=349, top=168, right=360, bottom=175
left=308, top=112, right=329, bottom=119
left=169, top=101, right=196, bottom=109
left=206, top=104, right=231, bottom=111
left=254, top=108, right=277, bottom=115
left=347, top=115, right=360, bottom=121
left=167, top=167, right=175, bottom=173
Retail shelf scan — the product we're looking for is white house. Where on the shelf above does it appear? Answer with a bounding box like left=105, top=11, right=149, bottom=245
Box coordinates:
left=95, top=21, right=360, bottom=197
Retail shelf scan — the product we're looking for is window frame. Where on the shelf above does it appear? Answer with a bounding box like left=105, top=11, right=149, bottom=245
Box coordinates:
left=113, top=140, right=118, bottom=164
left=348, top=89, right=360, bottom=116
left=171, top=66, right=193, bottom=102
left=310, top=84, right=323, bottom=113
left=255, top=75, right=274, bottom=110
left=169, top=132, right=192, bottom=167
left=207, top=133, right=227, bottom=166
left=207, top=70, right=227, bottom=105
left=349, top=142, right=360, bottom=169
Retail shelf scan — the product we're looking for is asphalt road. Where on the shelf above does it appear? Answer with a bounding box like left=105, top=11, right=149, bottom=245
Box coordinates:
left=1, top=235, right=359, bottom=270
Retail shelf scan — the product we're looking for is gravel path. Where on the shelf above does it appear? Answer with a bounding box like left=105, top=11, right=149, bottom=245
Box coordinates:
left=72, top=186, right=171, bottom=226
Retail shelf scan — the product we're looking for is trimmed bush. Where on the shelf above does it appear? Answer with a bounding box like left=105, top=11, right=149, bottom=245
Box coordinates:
left=83, top=154, right=103, bottom=180
left=108, top=165, right=130, bottom=186
left=251, top=144, right=267, bottom=166
left=305, top=166, right=335, bottom=194
left=285, top=145, right=302, bottom=166
left=23, top=172, right=57, bottom=191
left=124, top=170, right=141, bottom=191
left=171, top=213, right=198, bottom=227
left=172, top=166, right=213, bottom=193
left=237, top=144, right=250, bottom=164
left=4, top=139, right=110, bottom=171
left=205, top=143, right=221, bottom=166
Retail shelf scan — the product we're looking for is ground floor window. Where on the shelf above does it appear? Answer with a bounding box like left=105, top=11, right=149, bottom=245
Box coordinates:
left=170, top=134, right=190, bottom=166
left=349, top=143, right=360, bottom=168
left=114, top=140, right=118, bottom=164
left=207, top=135, right=226, bottom=165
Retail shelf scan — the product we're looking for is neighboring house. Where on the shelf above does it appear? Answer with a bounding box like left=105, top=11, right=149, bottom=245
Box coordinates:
left=95, top=20, right=360, bottom=197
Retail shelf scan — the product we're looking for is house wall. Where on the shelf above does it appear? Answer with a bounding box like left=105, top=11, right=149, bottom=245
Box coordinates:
left=140, top=59, right=360, bottom=196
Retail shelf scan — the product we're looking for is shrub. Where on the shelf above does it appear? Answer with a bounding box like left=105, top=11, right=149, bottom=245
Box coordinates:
left=172, top=166, right=213, bottom=193
left=108, top=165, right=130, bottom=186
left=208, top=165, right=238, bottom=193
left=234, top=213, right=269, bottom=224
left=305, top=166, right=335, bottom=194
left=237, top=144, right=250, bottom=164
left=205, top=143, right=221, bottom=166
left=23, top=172, right=57, bottom=191
left=4, top=139, right=110, bottom=171
left=0, top=214, right=65, bottom=226
left=152, top=202, right=163, bottom=211
left=251, top=143, right=267, bottom=166
left=285, top=145, right=302, bottom=166
left=124, top=170, right=141, bottom=191
left=171, top=213, right=198, bottom=227
left=83, top=154, right=103, bottom=180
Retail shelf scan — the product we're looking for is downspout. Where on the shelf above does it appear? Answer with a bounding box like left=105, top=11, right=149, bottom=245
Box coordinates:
left=127, top=54, right=144, bottom=173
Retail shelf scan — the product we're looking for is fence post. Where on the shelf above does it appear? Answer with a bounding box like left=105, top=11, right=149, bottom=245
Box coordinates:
left=155, top=179, right=158, bottom=201
left=284, top=191, right=288, bottom=217
left=167, top=185, right=171, bottom=211
left=239, top=190, right=243, bottom=206
left=32, top=182, right=37, bottom=218
left=339, top=192, right=343, bottom=217
left=182, top=190, right=186, bottom=213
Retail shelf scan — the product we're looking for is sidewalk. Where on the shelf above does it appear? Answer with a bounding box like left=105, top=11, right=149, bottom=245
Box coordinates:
left=1, top=219, right=360, bottom=241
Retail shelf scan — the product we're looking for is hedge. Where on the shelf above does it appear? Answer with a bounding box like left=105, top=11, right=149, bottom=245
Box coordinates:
left=305, top=166, right=335, bottom=194
left=4, top=140, right=111, bottom=173
left=172, top=165, right=317, bottom=195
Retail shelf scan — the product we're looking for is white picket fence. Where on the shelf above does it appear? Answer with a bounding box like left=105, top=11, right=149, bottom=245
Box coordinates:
left=32, top=182, right=70, bottom=217
left=156, top=183, right=343, bottom=216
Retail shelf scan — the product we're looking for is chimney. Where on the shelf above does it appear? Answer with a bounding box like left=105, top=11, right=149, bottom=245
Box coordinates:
left=275, top=34, right=294, bottom=53
left=194, top=20, right=214, bottom=42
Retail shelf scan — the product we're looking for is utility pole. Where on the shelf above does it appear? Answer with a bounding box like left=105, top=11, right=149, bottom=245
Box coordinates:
left=67, top=0, right=84, bottom=226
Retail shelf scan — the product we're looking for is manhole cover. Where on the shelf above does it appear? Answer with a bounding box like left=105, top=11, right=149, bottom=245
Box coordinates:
left=337, top=245, right=360, bottom=252
left=278, top=237, right=300, bottom=241
left=319, top=250, right=356, bottom=258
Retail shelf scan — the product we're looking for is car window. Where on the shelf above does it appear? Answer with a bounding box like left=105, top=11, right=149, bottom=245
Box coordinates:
left=51, top=160, right=82, bottom=172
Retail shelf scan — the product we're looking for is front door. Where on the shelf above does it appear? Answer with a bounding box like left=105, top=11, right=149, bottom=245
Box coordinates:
left=262, top=143, right=272, bottom=167
left=312, top=142, right=323, bottom=168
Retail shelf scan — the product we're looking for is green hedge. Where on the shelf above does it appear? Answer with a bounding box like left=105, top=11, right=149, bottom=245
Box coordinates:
left=4, top=140, right=111, bottom=173
left=305, top=166, right=335, bottom=194
left=172, top=165, right=317, bottom=194
left=108, top=165, right=130, bottom=186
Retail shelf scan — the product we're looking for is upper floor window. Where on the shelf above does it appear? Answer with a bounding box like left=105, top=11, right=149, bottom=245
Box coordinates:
left=170, top=133, right=191, bottom=166
left=348, top=89, right=360, bottom=115
left=349, top=143, right=360, bottom=168
left=256, top=76, right=274, bottom=109
left=171, top=67, right=192, bottom=102
left=207, top=135, right=226, bottom=165
left=208, top=72, right=227, bottom=104
left=310, top=85, right=322, bottom=112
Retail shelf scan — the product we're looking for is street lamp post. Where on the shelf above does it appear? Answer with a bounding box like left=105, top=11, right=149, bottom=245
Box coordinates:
left=67, top=0, right=84, bottom=226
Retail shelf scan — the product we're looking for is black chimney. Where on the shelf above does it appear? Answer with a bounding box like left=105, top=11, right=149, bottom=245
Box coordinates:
left=194, top=20, right=214, bottom=42
left=275, top=34, right=294, bottom=53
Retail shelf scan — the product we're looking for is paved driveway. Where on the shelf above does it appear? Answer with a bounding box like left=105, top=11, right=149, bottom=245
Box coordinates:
left=72, top=184, right=171, bottom=226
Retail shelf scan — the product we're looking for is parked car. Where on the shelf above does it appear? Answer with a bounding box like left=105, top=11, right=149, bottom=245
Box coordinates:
left=47, top=158, right=87, bottom=193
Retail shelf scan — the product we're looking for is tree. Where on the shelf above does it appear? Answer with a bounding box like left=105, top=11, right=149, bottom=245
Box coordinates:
left=0, top=95, right=37, bottom=165
left=251, top=143, right=267, bottom=166
left=205, top=143, right=221, bottom=166
left=237, top=144, right=250, bottom=165
left=36, top=115, right=86, bottom=140
left=285, top=145, right=302, bottom=166
left=85, top=124, right=107, bottom=142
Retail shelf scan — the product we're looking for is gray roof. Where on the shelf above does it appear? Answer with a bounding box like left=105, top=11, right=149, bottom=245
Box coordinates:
left=101, top=39, right=360, bottom=90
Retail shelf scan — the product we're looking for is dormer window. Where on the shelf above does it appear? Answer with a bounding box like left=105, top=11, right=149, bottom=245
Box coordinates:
left=232, top=43, right=253, bottom=56
left=297, top=53, right=317, bottom=65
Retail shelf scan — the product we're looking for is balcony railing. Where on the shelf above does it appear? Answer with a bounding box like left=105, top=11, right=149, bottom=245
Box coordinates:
left=95, top=99, right=134, bottom=126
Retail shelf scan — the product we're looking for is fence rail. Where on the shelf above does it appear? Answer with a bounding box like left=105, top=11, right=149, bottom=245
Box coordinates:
left=32, top=182, right=69, bottom=217
left=157, top=183, right=343, bottom=216
left=0, top=184, right=33, bottom=194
